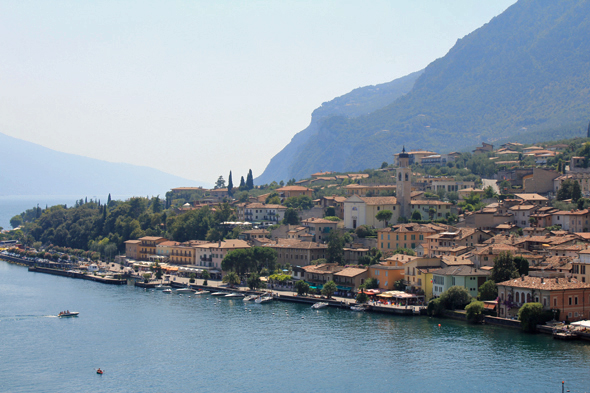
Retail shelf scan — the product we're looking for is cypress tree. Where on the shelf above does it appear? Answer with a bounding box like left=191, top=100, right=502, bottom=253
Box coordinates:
left=107, top=193, right=112, bottom=205
left=228, top=171, right=234, bottom=196
left=246, top=169, right=254, bottom=190
left=239, top=176, right=246, bottom=189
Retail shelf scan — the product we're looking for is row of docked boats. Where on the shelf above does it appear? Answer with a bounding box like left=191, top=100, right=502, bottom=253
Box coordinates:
left=156, top=284, right=274, bottom=302
left=310, top=302, right=367, bottom=312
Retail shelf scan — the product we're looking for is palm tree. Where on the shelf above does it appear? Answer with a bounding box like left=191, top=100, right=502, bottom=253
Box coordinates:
left=222, top=271, right=240, bottom=287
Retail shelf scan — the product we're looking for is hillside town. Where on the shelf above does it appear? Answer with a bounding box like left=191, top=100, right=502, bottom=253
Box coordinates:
left=110, top=140, right=590, bottom=326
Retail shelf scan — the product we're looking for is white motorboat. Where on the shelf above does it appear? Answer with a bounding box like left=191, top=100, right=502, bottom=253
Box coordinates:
left=58, top=311, right=79, bottom=317
left=255, top=294, right=273, bottom=304
left=311, top=302, right=329, bottom=309
left=154, top=284, right=171, bottom=290
left=225, top=292, right=245, bottom=298
left=163, top=289, right=172, bottom=294
left=194, top=290, right=210, bottom=295
left=243, top=295, right=258, bottom=301
left=211, top=292, right=227, bottom=296
left=175, top=288, right=194, bottom=293
left=350, top=305, right=367, bottom=312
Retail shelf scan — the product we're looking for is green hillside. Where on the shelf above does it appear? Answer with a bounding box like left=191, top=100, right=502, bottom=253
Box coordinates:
left=281, top=0, right=590, bottom=180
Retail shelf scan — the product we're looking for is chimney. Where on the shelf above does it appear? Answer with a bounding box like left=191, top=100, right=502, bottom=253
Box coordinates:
left=555, top=277, right=559, bottom=283
left=218, top=241, right=221, bottom=247
left=541, top=277, right=544, bottom=283
left=521, top=274, right=525, bottom=281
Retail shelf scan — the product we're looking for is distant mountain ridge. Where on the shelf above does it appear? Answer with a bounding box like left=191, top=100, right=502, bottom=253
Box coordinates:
left=255, top=70, right=423, bottom=184
left=0, top=132, right=207, bottom=196
left=259, top=0, right=590, bottom=182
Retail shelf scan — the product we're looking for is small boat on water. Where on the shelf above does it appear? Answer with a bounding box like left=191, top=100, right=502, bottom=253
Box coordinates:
left=58, top=311, right=79, bottom=317
left=194, top=290, right=210, bottom=295
left=311, top=302, right=329, bottom=309
left=163, top=289, right=172, bottom=294
left=155, top=284, right=171, bottom=290
left=255, top=294, right=273, bottom=304
left=350, top=305, right=367, bottom=312
left=96, top=368, right=103, bottom=375
left=175, top=288, right=194, bottom=293
left=225, top=292, right=245, bottom=298
left=211, top=292, right=227, bottom=296
left=243, top=295, right=258, bottom=301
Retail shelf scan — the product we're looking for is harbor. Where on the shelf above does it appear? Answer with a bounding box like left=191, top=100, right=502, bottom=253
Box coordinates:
left=2, top=259, right=588, bottom=393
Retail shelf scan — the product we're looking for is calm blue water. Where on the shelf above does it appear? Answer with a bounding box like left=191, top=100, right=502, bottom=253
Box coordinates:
left=1, top=261, right=590, bottom=393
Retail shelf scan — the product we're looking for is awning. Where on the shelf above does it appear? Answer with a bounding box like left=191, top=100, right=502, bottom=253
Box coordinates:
left=336, top=286, right=353, bottom=291
left=377, top=294, right=393, bottom=298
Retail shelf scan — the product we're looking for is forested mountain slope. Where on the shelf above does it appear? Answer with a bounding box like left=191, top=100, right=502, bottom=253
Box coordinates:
left=264, top=0, right=590, bottom=181
left=255, top=70, right=423, bottom=184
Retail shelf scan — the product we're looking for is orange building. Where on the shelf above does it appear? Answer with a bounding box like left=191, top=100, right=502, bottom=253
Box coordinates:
left=276, top=186, right=313, bottom=199
left=138, top=236, right=168, bottom=261
left=497, top=276, right=590, bottom=322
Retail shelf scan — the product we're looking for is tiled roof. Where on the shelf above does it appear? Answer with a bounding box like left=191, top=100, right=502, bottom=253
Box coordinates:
left=334, top=267, right=368, bottom=277
left=432, top=266, right=490, bottom=277
left=276, top=186, right=312, bottom=191
left=359, top=196, right=398, bottom=205
left=497, top=276, right=590, bottom=290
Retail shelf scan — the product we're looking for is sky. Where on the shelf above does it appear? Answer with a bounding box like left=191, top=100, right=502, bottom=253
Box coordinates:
left=0, top=0, right=517, bottom=186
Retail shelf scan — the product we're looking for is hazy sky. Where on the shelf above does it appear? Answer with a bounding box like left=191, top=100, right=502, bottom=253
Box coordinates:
left=0, top=1, right=516, bottom=185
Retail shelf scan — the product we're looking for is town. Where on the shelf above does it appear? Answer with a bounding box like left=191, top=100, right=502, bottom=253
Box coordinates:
left=4, top=137, right=590, bottom=337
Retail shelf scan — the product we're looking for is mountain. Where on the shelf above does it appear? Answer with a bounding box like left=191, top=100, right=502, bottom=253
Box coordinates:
left=260, top=0, right=590, bottom=181
left=0, top=132, right=207, bottom=196
left=255, top=70, right=423, bottom=184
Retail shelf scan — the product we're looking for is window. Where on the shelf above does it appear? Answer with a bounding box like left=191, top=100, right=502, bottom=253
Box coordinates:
left=575, top=296, right=578, bottom=305
left=569, top=297, right=572, bottom=306
left=554, top=298, right=557, bottom=307
left=375, top=270, right=380, bottom=276
left=384, top=281, right=388, bottom=287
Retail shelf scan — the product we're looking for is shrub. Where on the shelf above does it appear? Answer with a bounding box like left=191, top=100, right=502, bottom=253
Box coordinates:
left=427, top=298, right=445, bottom=317
left=518, top=302, right=544, bottom=333
left=440, top=286, right=472, bottom=310
left=465, top=301, right=485, bottom=324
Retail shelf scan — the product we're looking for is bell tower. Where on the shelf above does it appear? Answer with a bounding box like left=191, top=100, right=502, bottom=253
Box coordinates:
left=396, top=147, right=412, bottom=219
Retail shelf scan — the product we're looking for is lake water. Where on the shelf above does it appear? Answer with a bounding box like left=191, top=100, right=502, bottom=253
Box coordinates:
left=1, top=261, right=590, bottom=393
left=0, top=195, right=131, bottom=230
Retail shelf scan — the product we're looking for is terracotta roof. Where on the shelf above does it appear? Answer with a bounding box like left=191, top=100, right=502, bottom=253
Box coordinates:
left=411, top=200, right=452, bottom=206
left=334, top=267, right=368, bottom=278
left=302, top=218, right=338, bottom=224
left=359, top=196, right=398, bottom=205
left=432, top=266, right=490, bottom=277
left=497, top=276, right=590, bottom=290
left=509, top=205, right=537, bottom=211
left=276, top=186, right=312, bottom=191
left=264, top=239, right=328, bottom=250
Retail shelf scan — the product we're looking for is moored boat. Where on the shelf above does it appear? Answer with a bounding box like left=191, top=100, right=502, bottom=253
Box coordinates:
left=155, top=284, right=171, bottom=290
left=225, top=292, right=245, bottom=298
left=175, top=288, right=194, bottom=293
left=211, top=292, right=227, bottom=296
left=194, top=290, right=210, bottom=295
left=350, top=305, right=367, bottom=312
left=311, top=302, right=329, bottom=309
left=243, top=295, right=258, bottom=301
left=255, top=294, right=273, bottom=304
left=163, top=289, right=172, bottom=294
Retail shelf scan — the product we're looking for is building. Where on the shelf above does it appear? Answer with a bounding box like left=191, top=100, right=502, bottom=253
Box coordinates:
left=473, top=142, right=493, bottom=154
left=431, top=266, right=491, bottom=299
left=137, top=236, right=168, bottom=261
left=237, top=203, right=287, bottom=224
left=333, top=267, right=369, bottom=293
left=497, top=276, right=590, bottom=321
left=425, top=228, right=492, bottom=257
left=301, top=217, right=338, bottom=243
left=368, top=258, right=406, bottom=291
left=344, top=184, right=397, bottom=196
left=263, top=239, right=328, bottom=265
left=275, top=186, right=313, bottom=199
left=343, top=195, right=399, bottom=229
left=124, top=240, right=140, bottom=260
left=376, top=223, right=448, bottom=252
left=410, top=200, right=452, bottom=220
